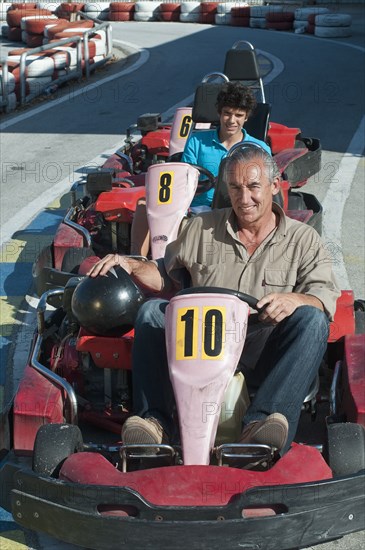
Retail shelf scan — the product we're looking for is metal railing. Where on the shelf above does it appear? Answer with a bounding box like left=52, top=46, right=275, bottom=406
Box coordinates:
left=1, top=18, right=113, bottom=110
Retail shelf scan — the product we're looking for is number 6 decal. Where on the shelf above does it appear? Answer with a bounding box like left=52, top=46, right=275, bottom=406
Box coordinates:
left=175, top=305, right=226, bottom=361
left=158, top=172, right=173, bottom=204
left=179, top=115, right=192, bottom=138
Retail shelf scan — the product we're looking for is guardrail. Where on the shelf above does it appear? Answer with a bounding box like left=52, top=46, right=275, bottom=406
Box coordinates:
left=0, top=19, right=113, bottom=111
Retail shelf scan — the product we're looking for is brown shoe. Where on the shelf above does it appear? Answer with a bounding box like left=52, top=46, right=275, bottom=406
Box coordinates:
left=239, top=413, right=289, bottom=452
left=122, top=416, right=169, bottom=448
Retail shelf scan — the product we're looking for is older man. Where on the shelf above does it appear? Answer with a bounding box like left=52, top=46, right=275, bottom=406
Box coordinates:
left=88, top=144, right=340, bottom=453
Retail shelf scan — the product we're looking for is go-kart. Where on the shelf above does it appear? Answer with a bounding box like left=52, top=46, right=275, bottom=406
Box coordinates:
left=32, top=41, right=322, bottom=296
left=0, top=271, right=364, bottom=549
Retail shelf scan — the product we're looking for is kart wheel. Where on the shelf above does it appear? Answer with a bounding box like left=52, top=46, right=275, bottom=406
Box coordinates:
left=324, top=423, right=365, bottom=477
left=32, top=244, right=53, bottom=296
left=61, top=247, right=95, bottom=274
left=33, top=423, right=83, bottom=477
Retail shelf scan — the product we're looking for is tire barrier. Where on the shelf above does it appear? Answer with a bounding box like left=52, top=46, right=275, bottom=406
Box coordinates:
left=109, top=2, right=135, bottom=21
left=265, top=11, right=294, bottom=31
left=230, top=7, right=250, bottom=27
left=180, top=2, right=200, bottom=23
left=1, top=15, right=112, bottom=112
left=55, top=2, right=86, bottom=20
left=199, top=2, right=218, bottom=25
left=134, top=1, right=161, bottom=22
left=159, top=3, right=180, bottom=23
left=83, top=2, right=110, bottom=21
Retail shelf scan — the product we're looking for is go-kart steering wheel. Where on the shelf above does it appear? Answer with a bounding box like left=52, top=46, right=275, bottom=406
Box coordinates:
left=188, top=164, right=216, bottom=195
left=176, top=286, right=262, bottom=313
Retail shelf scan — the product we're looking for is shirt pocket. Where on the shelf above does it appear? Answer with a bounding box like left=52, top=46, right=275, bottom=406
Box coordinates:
left=190, top=263, right=223, bottom=287
left=263, top=269, right=297, bottom=292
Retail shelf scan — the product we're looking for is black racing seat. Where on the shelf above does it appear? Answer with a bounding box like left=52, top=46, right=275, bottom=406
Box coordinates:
left=223, top=40, right=266, bottom=102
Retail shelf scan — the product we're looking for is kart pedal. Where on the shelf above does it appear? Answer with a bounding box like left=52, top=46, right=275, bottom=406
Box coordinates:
left=215, top=443, right=274, bottom=469
left=120, top=444, right=177, bottom=472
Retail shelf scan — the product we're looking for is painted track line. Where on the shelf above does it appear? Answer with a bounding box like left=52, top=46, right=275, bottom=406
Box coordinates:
left=322, top=116, right=365, bottom=290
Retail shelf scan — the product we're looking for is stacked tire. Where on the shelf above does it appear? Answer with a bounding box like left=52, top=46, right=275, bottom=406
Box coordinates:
left=230, top=6, right=250, bottom=27
left=312, top=13, right=352, bottom=38
left=21, top=14, right=58, bottom=47
left=55, top=2, right=85, bottom=20
left=134, top=1, right=161, bottom=22
left=250, top=5, right=284, bottom=30
left=6, top=7, right=53, bottom=41
left=43, top=18, right=94, bottom=41
left=159, top=3, right=180, bottom=22
left=266, top=11, right=294, bottom=31
left=108, top=2, right=135, bottom=22
left=82, top=2, right=110, bottom=21
left=215, top=2, right=236, bottom=26
left=199, top=2, right=218, bottom=25
left=7, top=53, right=55, bottom=100
left=293, top=7, right=329, bottom=35
left=0, top=68, right=17, bottom=112
left=180, top=2, right=200, bottom=23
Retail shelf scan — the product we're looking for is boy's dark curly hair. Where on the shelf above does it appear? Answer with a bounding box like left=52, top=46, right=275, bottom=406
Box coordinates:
left=216, top=82, right=257, bottom=118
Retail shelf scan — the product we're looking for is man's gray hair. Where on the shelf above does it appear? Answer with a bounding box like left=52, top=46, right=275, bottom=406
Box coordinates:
left=221, top=143, right=281, bottom=183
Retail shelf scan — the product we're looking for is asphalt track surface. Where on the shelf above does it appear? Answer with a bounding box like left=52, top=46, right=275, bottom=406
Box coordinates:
left=0, top=11, right=365, bottom=550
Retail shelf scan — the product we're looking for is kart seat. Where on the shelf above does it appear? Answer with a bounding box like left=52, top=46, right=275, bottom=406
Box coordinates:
left=191, top=81, right=271, bottom=143
left=223, top=40, right=265, bottom=102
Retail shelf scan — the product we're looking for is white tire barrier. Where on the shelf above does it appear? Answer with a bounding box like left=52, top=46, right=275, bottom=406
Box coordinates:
left=0, top=70, right=16, bottom=93
left=250, top=5, right=283, bottom=17
left=215, top=13, right=231, bottom=25
left=314, top=25, right=352, bottom=38
left=294, top=7, right=329, bottom=21
left=179, top=12, right=200, bottom=23
left=26, top=74, right=52, bottom=94
left=8, top=54, right=55, bottom=76
left=37, top=2, right=63, bottom=11
left=134, top=1, right=160, bottom=21
left=314, top=13, right=352, bottom=27
left=1, top=92, right=17, bottom=111
left=216, top=3, right=239, bottom=15
left=180, top=2, right=201, bottom=14
left=249, top=16, right=266, bottom=29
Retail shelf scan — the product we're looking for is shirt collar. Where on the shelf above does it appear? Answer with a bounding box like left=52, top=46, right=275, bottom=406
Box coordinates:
left=213, top=127, right=247, bottom=147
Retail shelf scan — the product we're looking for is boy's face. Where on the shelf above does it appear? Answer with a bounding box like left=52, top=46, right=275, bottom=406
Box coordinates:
left=219, top=107, right=248, bottom=137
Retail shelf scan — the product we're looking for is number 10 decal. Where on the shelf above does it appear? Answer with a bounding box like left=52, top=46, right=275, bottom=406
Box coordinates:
left=176, top=306, right=226, bottom=361
left=158, top=172, right=173, bottom=204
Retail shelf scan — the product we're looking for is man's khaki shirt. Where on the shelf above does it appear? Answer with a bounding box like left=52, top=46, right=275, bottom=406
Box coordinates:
left=163, top=204, right=340, bottom=320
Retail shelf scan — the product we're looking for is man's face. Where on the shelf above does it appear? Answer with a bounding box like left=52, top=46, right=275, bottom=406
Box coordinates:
left=227, top=157, right=280, bottom=226
left=219, top=107, right=248, bottom=137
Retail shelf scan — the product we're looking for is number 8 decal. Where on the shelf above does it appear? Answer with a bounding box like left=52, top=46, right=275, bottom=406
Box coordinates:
left=158, top=172, right=173, bottom=204
left=176, top=306, right=225, bottom=361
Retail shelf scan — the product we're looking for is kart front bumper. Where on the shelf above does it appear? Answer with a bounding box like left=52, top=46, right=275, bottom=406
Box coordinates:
left=1, top=454, right=364, bottom=550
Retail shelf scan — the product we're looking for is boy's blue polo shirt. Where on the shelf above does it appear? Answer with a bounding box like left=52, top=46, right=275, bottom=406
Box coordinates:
left=181, top=127, right=272, bottom=207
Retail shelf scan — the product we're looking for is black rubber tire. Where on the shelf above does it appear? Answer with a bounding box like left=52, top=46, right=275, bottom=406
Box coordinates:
left=32, top=244, right=53, bottom=297
left=324, top=423, right=365, bottom=477
left=32, top=423, right=83, bottom=477
left=61, top=247, right=94, bottom=274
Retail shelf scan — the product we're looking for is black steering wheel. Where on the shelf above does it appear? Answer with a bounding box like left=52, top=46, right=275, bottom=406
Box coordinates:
left=188, top=164, right=216, bottom=195
left=176, top=287, right=262, bottom=313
